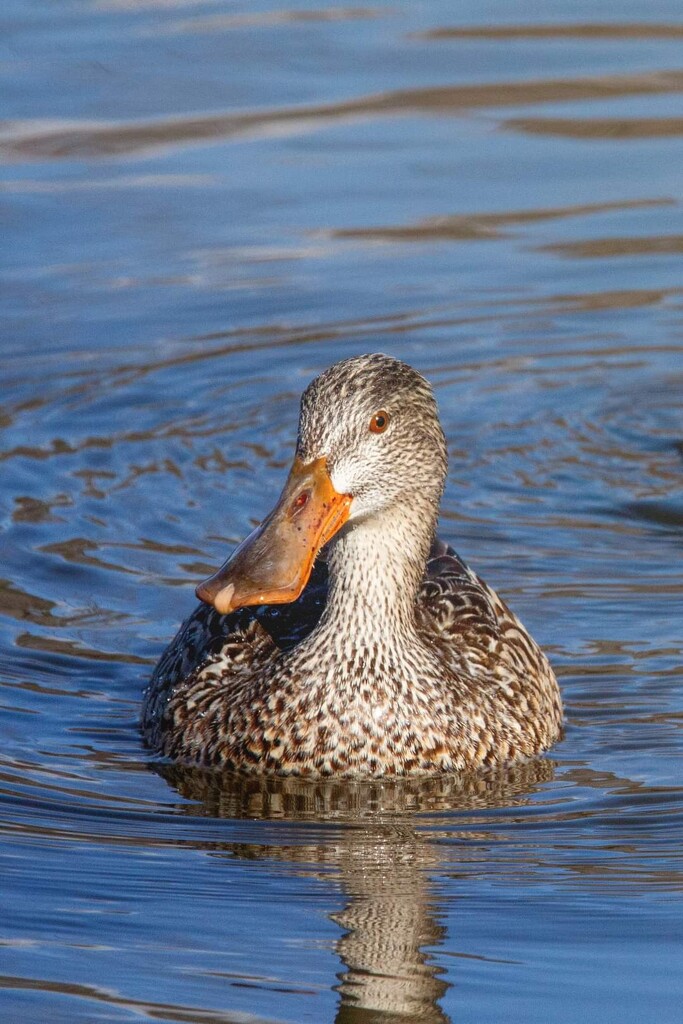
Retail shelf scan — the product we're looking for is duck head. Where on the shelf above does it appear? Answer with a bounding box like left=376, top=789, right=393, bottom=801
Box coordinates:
left=196, top=353, right=448, bottom=615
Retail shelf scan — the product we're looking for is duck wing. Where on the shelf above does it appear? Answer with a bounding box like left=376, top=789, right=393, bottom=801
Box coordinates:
left=416, top=535, right=557, bottom=702
left=416, top=537, right=502, bottom=644
left=142, top=558, right=329, bottom=750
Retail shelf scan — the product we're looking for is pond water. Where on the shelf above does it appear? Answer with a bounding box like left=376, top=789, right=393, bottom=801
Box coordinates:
left=1, top=1, right=683, bottom=1021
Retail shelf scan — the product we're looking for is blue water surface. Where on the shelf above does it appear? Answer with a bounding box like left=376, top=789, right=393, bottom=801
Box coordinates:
left=1, top=1, right=682, bottom=1021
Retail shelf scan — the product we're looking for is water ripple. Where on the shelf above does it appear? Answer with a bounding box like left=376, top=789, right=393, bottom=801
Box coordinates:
left=3, top=69, right=683, bottom=162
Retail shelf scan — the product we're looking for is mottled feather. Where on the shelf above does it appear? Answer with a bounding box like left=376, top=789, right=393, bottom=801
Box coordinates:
left=142, top=354, right=563, bottom=776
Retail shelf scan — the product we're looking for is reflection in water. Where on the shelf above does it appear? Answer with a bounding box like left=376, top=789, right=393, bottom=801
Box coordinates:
left=329, top=198, right=671, bottom=243
left=3, top=69, right=683, bottom=163
left=159, top=760, right=556, bottom=820
left=541, top=235, right=683, bottom=259
left=154, top=6, right=382, bottom=36
left=333, top=828, right=449, bottom=1024
left=0, top=975, right=245, bottom=1024
left=506, top=116, right=683, bottom=140
left=158, top=760, right=556, bottom=1022
left=416, top=22, right=683, bottom=40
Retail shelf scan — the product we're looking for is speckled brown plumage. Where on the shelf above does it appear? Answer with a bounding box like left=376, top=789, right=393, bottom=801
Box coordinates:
left=142, top=354, right=562, bottom=776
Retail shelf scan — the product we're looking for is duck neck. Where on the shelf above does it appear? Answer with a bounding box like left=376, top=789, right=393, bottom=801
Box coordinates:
left=314, top=505, right=435, bottom=656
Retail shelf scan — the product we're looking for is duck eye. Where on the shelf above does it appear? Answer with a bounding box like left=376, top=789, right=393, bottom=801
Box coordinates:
left=369, top=410, right=390, bottom=434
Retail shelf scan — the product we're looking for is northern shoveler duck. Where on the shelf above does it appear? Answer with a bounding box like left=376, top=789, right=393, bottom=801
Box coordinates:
left=143, top=353, right=562, bottom=775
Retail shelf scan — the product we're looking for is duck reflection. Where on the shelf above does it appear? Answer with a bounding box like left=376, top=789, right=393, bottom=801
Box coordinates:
left=331, top=821, right=449, bottom=1024
left=155, top=760, right=556, bottom=1023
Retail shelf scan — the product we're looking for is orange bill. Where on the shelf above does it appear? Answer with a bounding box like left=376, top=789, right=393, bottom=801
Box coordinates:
left=195, top=457, right=352, bottom=615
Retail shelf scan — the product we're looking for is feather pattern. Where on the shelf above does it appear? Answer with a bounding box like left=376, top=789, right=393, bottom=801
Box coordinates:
left=142, top=354, right=562, bottom=776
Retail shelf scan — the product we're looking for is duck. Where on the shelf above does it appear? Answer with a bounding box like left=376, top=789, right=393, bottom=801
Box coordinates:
left=142, top=353, right=562, bottom=776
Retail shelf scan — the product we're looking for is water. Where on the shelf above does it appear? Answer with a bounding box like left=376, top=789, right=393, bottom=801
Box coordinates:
left=1, top=1, right=683, bottom=1020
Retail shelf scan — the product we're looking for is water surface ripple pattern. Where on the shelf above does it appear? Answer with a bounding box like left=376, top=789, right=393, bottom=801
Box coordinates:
left=1, top=2, right=682, bottom=1022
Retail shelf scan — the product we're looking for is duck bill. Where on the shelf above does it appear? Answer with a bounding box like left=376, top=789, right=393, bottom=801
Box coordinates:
left=195, top=457, right=352, bottom=615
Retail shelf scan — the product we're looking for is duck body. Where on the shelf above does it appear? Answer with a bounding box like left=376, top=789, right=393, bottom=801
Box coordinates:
left=143, top=354, right=562, bottom=776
